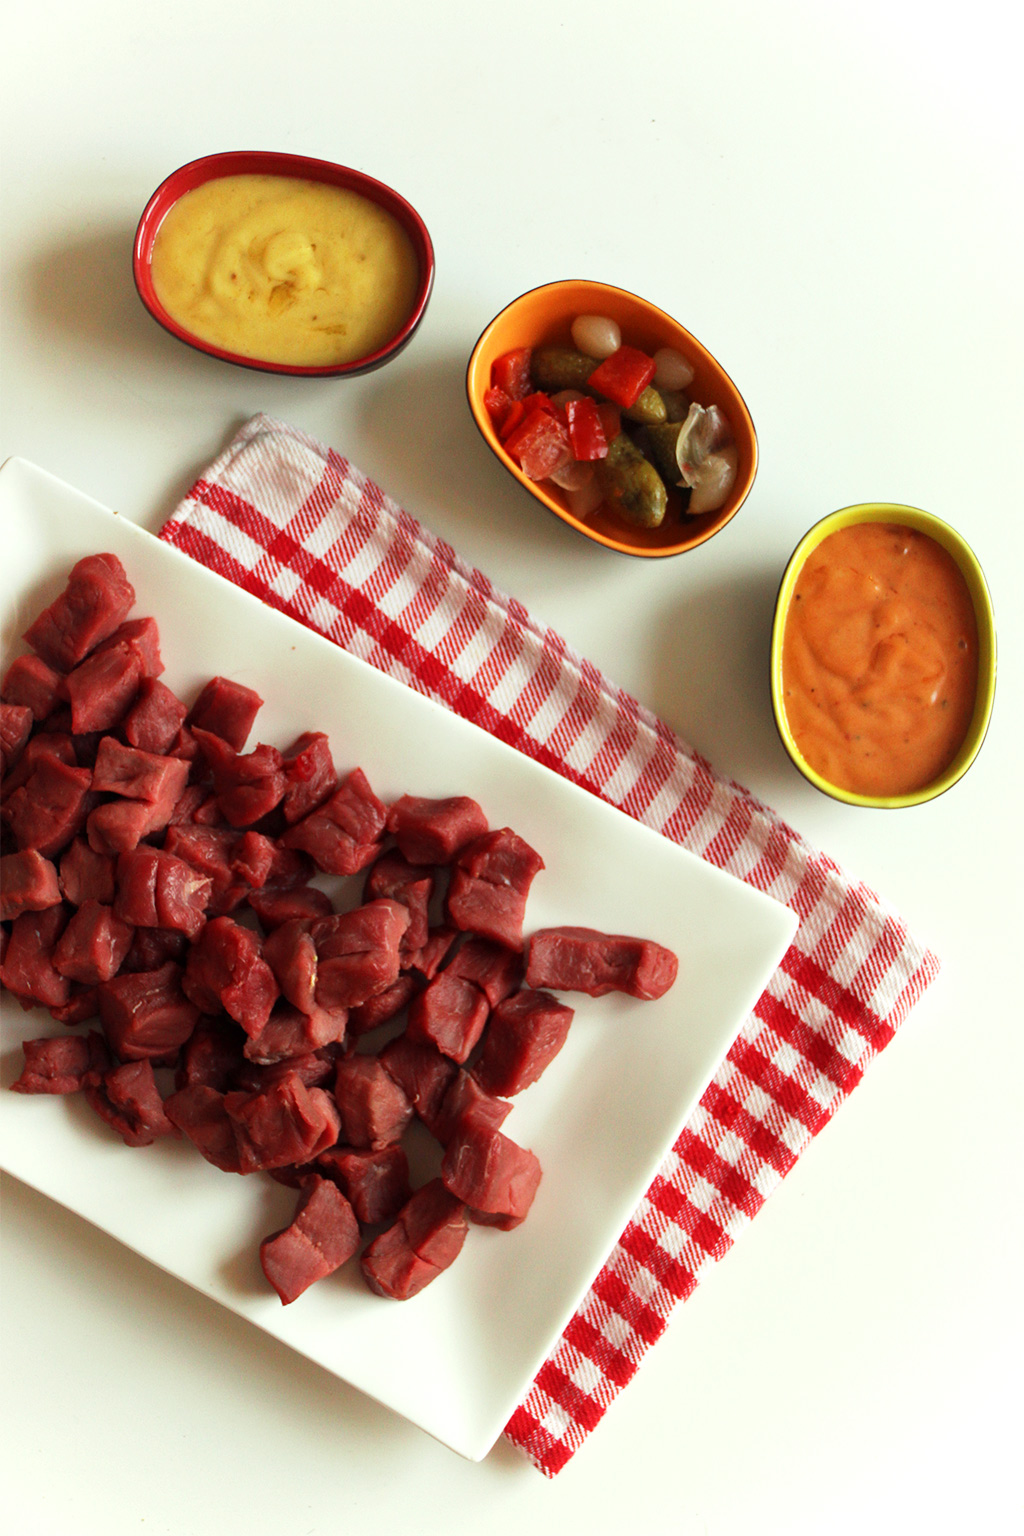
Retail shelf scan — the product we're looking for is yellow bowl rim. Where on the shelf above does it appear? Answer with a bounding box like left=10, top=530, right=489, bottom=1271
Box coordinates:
left=465, top=278, right=759, bottom=559
left=770, top=502, right=997, bottom=808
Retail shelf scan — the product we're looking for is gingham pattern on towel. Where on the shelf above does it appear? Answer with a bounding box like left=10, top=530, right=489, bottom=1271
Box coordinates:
left=159, top=414, right=941, bottom=1476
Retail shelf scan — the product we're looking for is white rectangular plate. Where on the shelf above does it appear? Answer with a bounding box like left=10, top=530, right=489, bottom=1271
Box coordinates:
left=0, top=458, right=798, bottom=1461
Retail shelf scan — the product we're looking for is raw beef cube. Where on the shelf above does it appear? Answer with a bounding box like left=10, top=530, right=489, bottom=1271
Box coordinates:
left=23, top=553, right=135, bottom=672
left=163, top=825, right=242, bottom=914
left=0, top=906, right=70, bottom=1009
left=166, top=782, right=217, bottom=827
left=347, top=974, right=419, bottom=1037
left=96, top=616, right=163, bottom=677
left=333, top=1055, right=414, bottom=1150
left=1, top=730, right=77, bottom=796
left=98, top=960, right=200, bottom=1060
left=281, top=767, right=386, bottom=876
left=262, top=919, right=318, bottom=1013
left=91, top=736, right=189, bottom=807
left=49, top=984, right=101, bottom=1025
left=1, top=701, right=33, bottom=774
left=441, top=1124, right=542, bottom=1226
left=192, top=730, right=286, bottom=827
left=473, top=988, right=574, bottom=1096
left=122, top=678, right=188, bottom=755
left=280, top=732, right=336, bottom=825
left=378, top=1036, right=458, bottom=1133
left=260, top=1176, right=360, bottom=1304
left=225, top=1074, right=341, bottom=1174
left=52, top=899, right=134, bottom=984
left=525, top=926, right=679, bottom=1000
left=63, top=642, right=142, bottom=733
left=238, top=1047, right=340, bottom=1095
left=86, top=799, right=161, bottom=856
left=405, top=965, right=490, bottom=1064
left=406, top=925, right=459, bottom=980
left=10, top=1030, right=108, bottom=1094
left=0, top=849, right=62, bottom=922
left=445, top=827, right=544, bottom=950
left=263, top=843, right=315, bottom=890
left=120, top=926, right=187, bottom=973
left=163, top=825, right=275, bottom=916
left=113, top=847, right=212, bottom=939
left=246, top=884, right=334, bottom=931
left=385, top=795, right=489, bottom=865
left=186, top=676, right=262, bottom=751
left=175, top=1017, right=246, bottom=1091
left=364, top=849, right=433, bottom=952
left=311, top=899, right=409, bottom=1010
left=96, top=956, right=195, bottom=1054
left=360, top=1180, right=468, bottom=1300
left=243, top=1002, right=348, bottom=1064
left=231, top=831, right=275, bottom=889
left=59, top=837, right=115, bottom=906
left=432, top=1070, right=513, bottom=1145
left=2, top=653, right=62, bottom=721
left=87, top=741, right=190, bottom=853
left=84, top=1059, right=178, bottom=1147
left=359, top=1222, right=439, bottom=1301
left=446, top=936, right=523, bottom=1008
left=400, top=1179, right=470, bottom=1269
left=182, top=915, right=278, bottom=1035
left=4, top=753, right=93, bottom=857
left=163, top=1084, right=242, bottom=1172
left=316, top=1145, right=411, bottom=1227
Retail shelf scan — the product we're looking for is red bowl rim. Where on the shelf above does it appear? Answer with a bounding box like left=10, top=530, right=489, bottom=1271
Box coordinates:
left=132, top=150, right=435, bottom=377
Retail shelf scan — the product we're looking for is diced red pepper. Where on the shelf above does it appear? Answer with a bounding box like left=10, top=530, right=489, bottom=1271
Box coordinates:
left=503, top=408, right=572, bottom=481
left=596, top=403, right=622, bottom=442
left=565, top=397, right=608, bottom=461
left=586, top=346, right=656, bottom=409
left=483, top=385, right=514, bottom=431
left=498, top=399, right=528, bottom=442
left=520, top=391, right=557, bottom=418
left=491, top=348, right=533, bottom=402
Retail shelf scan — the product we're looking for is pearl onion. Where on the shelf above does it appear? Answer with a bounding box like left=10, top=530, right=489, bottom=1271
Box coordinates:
left=571, top=314, right=621, bottom=359
left=652, top=347, right=695, bottom=391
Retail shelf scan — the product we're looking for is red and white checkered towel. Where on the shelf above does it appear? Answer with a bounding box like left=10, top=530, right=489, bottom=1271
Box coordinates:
left=159, top=413, right=941, bottom=1476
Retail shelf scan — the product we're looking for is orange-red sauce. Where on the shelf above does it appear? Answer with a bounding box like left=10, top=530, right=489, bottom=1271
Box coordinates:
left=781, top=522, right=978, bottom=797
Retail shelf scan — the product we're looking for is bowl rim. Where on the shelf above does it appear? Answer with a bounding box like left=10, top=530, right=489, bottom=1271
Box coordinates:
left=770, top=501, right=997, bottom=808
left=132, top=149, right=435, bottom=378
left=465, top=278, right=758, bottom=559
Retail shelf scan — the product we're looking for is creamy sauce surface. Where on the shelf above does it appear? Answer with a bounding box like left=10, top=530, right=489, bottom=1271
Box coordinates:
left=150, top=174, right=420, bottom=367
left=781, top=522, right=978, bottom=796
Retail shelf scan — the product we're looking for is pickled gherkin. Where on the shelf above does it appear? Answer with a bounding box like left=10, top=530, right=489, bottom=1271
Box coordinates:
left=599, top=434, right=668, bottom=529
left=531, top=347, right=599, bottom=394
left=531, top=347, right=667, bottom=425
left=637, top=421, right=684, bottom=485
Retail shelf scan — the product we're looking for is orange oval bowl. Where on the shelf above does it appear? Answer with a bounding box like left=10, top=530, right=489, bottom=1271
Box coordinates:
left=466, top=280, right=757, bottom=557
left=133, top=150, right=434, bottom=378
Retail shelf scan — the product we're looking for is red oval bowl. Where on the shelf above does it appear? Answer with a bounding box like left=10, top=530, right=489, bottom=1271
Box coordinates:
left=133, top=150, right=435, bottom=377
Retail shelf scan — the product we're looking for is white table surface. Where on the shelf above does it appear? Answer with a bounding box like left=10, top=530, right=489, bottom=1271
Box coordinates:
left=2, top=3, right=1021, bottom=1532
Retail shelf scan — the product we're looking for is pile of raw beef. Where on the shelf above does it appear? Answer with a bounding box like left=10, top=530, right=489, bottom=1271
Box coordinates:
left=1, top=552, right=677, bottom=1304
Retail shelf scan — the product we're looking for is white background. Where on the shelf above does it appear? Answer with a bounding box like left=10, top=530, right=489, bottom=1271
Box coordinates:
left=1, top=2, right=1021, bottom=1532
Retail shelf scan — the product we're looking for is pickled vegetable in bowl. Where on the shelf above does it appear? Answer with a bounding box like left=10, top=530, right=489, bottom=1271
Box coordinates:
left=467, top=280, right=758, bottom=558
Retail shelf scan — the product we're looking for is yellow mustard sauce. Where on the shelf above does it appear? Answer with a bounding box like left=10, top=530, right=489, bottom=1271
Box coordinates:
left=150, top=174, right=420, bottom=367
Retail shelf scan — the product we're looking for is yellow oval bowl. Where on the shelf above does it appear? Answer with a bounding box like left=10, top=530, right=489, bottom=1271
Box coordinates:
left=466, top=279, right=757, bottom=558
left=770, top=503, right=997, bottom=808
